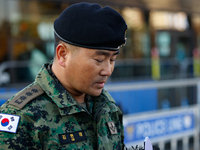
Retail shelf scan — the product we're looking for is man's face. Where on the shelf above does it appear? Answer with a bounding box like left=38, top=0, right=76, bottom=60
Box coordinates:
left=64, top=47, right=118, bottom=97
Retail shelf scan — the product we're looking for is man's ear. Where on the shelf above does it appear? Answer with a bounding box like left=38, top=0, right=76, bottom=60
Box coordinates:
left=56, top=43, right=68, bottom=67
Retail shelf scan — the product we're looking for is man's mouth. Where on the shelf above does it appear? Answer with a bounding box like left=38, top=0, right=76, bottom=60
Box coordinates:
left=96, top=81, right=105, bottom=88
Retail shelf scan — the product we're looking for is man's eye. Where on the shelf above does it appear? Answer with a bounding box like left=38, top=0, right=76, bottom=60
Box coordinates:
left=95, top=59, right=103, bottom=63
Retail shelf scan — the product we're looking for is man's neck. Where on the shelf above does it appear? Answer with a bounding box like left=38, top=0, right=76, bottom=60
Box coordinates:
left=51, top=61, right=86, bottom=103
left=72, top=94, right=86, bottom=103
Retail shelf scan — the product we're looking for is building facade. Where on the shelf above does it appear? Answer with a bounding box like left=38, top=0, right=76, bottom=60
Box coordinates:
left=1, top=0, right=200, bottom=87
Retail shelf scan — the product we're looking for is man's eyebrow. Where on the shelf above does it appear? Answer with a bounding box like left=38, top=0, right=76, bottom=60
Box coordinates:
left=95, top=50, right=119, bottom=57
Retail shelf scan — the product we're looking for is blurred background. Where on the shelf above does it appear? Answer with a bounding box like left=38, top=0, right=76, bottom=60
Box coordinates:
left=0, top=0, right=200, bottom=149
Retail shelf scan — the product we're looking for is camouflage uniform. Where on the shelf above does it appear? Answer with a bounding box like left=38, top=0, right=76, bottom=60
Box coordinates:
left=0, top=63, right=124, bottom=150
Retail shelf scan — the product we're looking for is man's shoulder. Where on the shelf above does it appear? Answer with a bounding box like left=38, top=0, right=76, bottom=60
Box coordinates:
left=0, top=83, right=57, bottom=121
left=4, top=84, right=45, bottom=110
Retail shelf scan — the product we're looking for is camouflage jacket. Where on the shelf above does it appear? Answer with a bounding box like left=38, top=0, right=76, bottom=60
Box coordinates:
left=0, top=63, right=124, bottom=150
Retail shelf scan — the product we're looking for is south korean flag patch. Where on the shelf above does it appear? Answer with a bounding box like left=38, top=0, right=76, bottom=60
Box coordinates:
left=0, top=113, right=20, bottom=133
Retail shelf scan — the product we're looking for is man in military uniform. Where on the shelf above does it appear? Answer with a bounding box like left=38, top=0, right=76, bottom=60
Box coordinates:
left=0, top=2, right=127, bottom=150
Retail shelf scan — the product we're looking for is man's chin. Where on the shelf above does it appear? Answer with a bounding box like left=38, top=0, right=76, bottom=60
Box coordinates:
left=88, top=89, right=103, bottom=97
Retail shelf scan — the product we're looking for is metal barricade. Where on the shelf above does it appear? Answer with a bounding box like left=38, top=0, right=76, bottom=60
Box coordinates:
left=105, top=78, right=200, bottom=150
left=123, top=105, right=199, bottom=150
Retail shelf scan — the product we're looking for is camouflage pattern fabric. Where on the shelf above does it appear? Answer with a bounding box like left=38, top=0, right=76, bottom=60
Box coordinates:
left=0, top=63, right=124, bottom=150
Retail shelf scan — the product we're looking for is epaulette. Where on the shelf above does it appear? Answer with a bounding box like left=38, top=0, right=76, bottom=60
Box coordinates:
left=9, top=84, right=44, bottom=109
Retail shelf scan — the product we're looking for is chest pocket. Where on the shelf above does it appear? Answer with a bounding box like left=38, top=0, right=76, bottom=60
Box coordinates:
left=46, top=114, right=96, bottom=150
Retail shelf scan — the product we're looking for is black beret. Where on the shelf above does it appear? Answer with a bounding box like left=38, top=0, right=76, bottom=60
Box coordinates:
left=54, top=2, right=127, bottom=51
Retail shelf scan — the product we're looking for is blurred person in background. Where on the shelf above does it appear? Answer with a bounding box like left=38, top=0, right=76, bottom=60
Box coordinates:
left=0, top=2, right=127, bottom=150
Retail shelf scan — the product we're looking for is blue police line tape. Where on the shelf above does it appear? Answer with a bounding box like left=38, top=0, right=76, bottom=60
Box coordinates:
left=123, top=110, right=195, bottom=145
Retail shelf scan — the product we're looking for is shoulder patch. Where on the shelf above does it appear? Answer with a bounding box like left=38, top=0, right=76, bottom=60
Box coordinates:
left=9, top=85, right=44, bottom=109
left=0, top=113, right=20, bottom=133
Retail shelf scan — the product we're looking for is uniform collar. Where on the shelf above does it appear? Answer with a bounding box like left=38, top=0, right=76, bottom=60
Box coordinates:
left=93, top=89, right=118, bottom=114
left=36, top=63, right=84, bottom=115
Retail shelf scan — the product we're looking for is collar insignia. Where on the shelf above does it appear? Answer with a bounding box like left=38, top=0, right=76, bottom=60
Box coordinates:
left=107, top=121, right=118, bottom=134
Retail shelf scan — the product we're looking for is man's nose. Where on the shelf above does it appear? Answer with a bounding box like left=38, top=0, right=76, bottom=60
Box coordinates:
left=100, top=62, right=113, bottom=76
